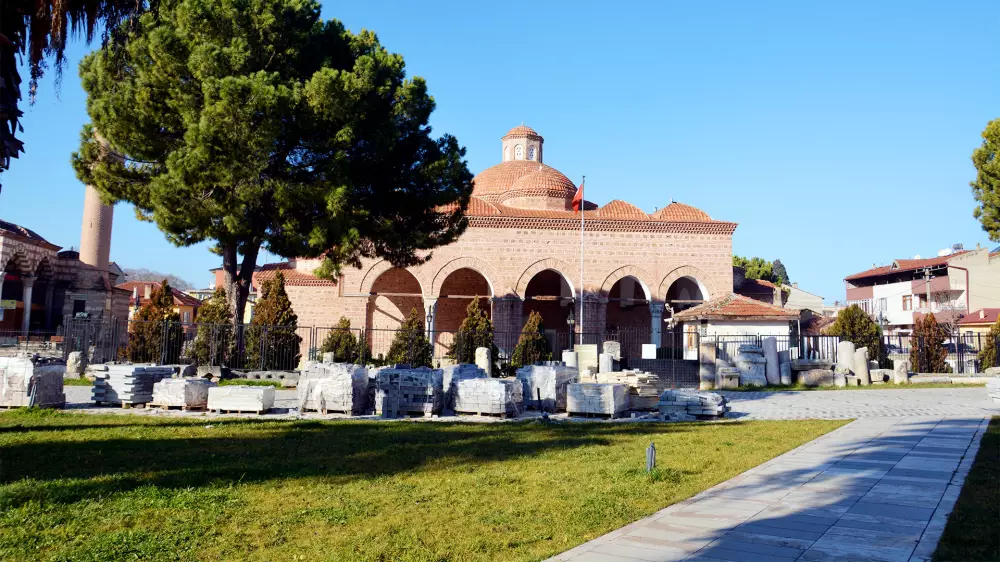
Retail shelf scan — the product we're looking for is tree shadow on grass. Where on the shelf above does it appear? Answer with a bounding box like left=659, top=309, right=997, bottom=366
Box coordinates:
left=0, top=414, right=716, bottom=509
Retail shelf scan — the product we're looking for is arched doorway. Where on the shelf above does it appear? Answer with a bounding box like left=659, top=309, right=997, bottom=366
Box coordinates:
left=605, top=275, right=651, bottom=358
left=522, top=269, right=574, bottom=354
left=434, top=267, right=492, bottom=358
left=664, top=276, right=708, bottom=360
left=367, top=267, right=424, bottom=358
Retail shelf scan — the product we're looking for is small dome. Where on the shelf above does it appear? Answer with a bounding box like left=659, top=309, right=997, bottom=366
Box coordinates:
left=598, top=200, right=648, bottom=219
left=502, top=125, right=543, bottom=141
left=651, top=202, right=711, bottom=222
left=507, top=167, right=576, bottom=197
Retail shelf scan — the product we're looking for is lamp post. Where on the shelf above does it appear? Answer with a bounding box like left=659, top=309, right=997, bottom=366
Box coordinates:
left=566, top=307, right=576, bottom=347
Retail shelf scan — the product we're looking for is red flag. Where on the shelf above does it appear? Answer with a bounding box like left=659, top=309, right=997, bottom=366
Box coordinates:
left=571, top=181, right=584, bottom=212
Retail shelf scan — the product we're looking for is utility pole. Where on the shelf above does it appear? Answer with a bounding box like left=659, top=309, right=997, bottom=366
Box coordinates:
left=923, top=268, right=932, bottom=313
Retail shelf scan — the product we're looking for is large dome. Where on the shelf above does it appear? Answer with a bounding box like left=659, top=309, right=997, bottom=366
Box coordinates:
left=472, top=161, right=576, bottom=211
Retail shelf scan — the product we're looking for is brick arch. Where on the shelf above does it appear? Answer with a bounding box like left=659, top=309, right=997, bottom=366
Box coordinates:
left=359, top=260, right=428, bottom=296
left=1, top=246, right=38, bottom=276
left=430, top=257, right=498, bottom=297
left=600, top=266, right=654, bottom=300
left=515, top=258, right=576, bottom=299
left=34, top=257, right=56, bottom=281
left=658, top=265, right=714, bottom=301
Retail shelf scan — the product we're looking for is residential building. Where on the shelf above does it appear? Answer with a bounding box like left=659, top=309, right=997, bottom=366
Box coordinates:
left=117, top=280, right=202, bottom=323
left=844, top=245, right=1000, bottom=335
left=783, top=283, right=823, bottom=313
left=958, top=308, right=1000, bottom=337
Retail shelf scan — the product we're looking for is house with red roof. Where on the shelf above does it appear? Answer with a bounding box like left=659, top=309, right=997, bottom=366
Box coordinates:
left=844, top=245, right=1000, bottom=335
left=958, top=308, right=1000, bottom=336
left=117, top=280, right=203, bottom=323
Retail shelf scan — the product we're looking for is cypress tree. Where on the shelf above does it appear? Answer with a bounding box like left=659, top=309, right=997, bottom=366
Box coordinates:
left=386, top=308, right=433, bottom=368
left=450, top=298, right=497, bottom=373
left=129, top=280, right=181, bottom=363
left=191, top=287, right=233, bottom=366
left=319, top=317, right=371, bottom=364
left=511, top=311, right=551, bottom=368
left=245, top=272, right=302, bottom=370
left=910, top=313, right=951, bottom=373
left=978, top=317, right=1000, bottom=369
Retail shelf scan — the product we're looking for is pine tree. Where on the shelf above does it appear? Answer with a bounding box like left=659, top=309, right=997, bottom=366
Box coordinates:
left=245, top=272, right=302, bottom=370
left=128, top=280, right=181, bottom=363
left=511, top=311, right=551, bottom=368
left=191, top=287, right=233, bottom=366
left=978, top=318, right=1000, bottom=369
left=319, top=317, right=371, bottom=364
left=386, top=308, right=433, bottom=367
left=910, top=313, right=950, bottom=373
left=450, top=298, right=497, bottom=373
left=827, top=304, right=884, bottom=364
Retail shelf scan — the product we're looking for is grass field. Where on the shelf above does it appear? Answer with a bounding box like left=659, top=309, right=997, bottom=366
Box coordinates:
left=0, top=410, right=845, bottom=562
left=61, top=377, right=93, bottom=386
left=933, top=416, right=999, bottom=562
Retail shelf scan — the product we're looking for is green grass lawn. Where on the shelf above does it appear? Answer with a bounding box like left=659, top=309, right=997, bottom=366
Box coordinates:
left=0, top=410, right=845, bottom=562
left=933, top=416, right=999, bottom=562
left=61, top=377, right=93, bottom=386
left=727, top=382, right=987, bottom=392
left=218, top=378, right=285, bottom=388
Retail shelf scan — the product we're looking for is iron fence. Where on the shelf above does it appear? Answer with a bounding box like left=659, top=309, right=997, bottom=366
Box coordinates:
left=0, top=330, right=64, bottom=358
left=882, top=333, right=1000, bottom=374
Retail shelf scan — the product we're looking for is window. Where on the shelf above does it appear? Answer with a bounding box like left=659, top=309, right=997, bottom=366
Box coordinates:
left=73, top=299, right=86, bottom=315
left=182, top=311, right=191, bottom=323
left=528, top=146, right=536, bottom=160
left=902, top=295, right=912, bottom=311
left=918, top=294, right=927, bottom=309
left=503, top=146, right=510, bottom=161
left=879, top=298, right=887, bottom=312
left=514, top=145, right=523, bottom=160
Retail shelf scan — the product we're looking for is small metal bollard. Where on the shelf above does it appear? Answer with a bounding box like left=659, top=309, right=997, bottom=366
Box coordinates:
left=646, top=442, right=656, bottom=472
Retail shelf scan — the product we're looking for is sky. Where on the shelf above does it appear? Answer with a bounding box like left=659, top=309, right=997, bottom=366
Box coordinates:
left=1, top=0, right=997, bottom=302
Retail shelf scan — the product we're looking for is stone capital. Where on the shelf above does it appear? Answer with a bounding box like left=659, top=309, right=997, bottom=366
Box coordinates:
left=21, top=274, right=37, bottom=288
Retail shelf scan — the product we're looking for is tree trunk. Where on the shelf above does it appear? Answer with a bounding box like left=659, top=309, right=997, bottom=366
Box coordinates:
left=220, top=241, right=260, bottom=328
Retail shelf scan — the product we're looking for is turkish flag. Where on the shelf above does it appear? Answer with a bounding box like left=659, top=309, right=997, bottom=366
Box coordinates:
left=571, top=181, right=584, bottom=212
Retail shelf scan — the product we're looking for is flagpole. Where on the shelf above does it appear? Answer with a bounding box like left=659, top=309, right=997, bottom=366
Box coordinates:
left=579, top=176, right=585, bottom=346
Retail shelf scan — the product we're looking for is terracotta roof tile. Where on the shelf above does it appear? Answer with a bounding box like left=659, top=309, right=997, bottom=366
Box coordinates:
left=674, top=293, right=799, bottom=321
left=116, top=280, right=203, bottom=308
left=504, top=166, right=577, bottom=200
left=845, top=252, right=968, bottom=282
left=501, top=125, right=542, bottom=140
left=651, top=202, right=711, bottom=221
left=0, top=218, right=59, bottom=249
left=253, top=262, right=338, bottom=287
left=959, top=308, right=1000, bottom=325
left=473, top=161, right=564, bottom=198
left=598, top=200, right=648, bottom=219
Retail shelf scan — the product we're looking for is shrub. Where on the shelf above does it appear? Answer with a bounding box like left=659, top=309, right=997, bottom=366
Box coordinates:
left=385, top=308, right=433, bottom=367
left=827, top=304, right=884, bottom=363
left=511, top=311, right=551, bottom=368
left=191, top=287, right=233, bottom=366
left=319, top=317, right=371, bottom=364
left=449, top=298, right=497, bottom=373
left=978, top=318, right=1000, bottom=369
left=128, top=280, right=182, bottom=364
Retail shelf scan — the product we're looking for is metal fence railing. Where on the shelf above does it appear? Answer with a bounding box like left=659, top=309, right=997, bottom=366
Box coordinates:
left=881, top=333, right=1000, bottom=374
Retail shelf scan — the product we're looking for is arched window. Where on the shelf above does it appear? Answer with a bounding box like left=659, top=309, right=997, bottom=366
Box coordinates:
left=514, top=145, right=523, bottom=160
left=503, top=146, right=510, bottom=161
left=528, top=146, right=536, bottom=160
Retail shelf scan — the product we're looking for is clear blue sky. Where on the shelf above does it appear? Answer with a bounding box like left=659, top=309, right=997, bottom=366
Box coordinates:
left=1, top=0, right=997, bottom=302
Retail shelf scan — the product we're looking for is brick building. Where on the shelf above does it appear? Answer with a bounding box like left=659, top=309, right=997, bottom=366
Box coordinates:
left=247, top=125, right=737, bottom=357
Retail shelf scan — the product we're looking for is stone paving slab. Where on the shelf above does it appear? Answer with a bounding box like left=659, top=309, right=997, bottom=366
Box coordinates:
left=549, top=415, right=991, bottom=562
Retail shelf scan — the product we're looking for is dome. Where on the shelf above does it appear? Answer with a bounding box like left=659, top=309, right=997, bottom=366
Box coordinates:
left=502, top=125, right=543, bottom=141
left=472, top=161, right=544, bottom=198
left=598, top=200, right=648, bottom=219
left=651, top=202, right=711, bottom=222
left=499, top=166, right=577, bottom=210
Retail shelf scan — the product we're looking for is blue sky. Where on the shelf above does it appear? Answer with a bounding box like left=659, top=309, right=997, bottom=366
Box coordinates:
left=1, top=0, right=997, bottom=302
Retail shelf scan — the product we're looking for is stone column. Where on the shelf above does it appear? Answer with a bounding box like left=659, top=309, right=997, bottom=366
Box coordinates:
left=491, top=296, right=523, bottom=354
left=423, top=297, right=438, bottom=356
left=44, top=283, right=55, bottom=330
left=21, top=275, right=36, bottom=335
left=649, top=301, right=665, bottom=347
left=0, top=277, right=4, bottom=321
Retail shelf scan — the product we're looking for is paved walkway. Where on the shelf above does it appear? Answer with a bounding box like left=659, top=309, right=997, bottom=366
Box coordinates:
left=721, top=387, right=997, bottom=420
left=550, top=415, right=992, bottom=562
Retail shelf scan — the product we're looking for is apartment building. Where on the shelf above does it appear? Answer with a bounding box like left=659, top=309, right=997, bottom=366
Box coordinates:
left=844, top=245, right=1000, bottom=335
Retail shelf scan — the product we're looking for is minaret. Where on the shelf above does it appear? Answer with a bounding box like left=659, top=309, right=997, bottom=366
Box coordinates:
left=79, top=184, right=113, bottom=274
